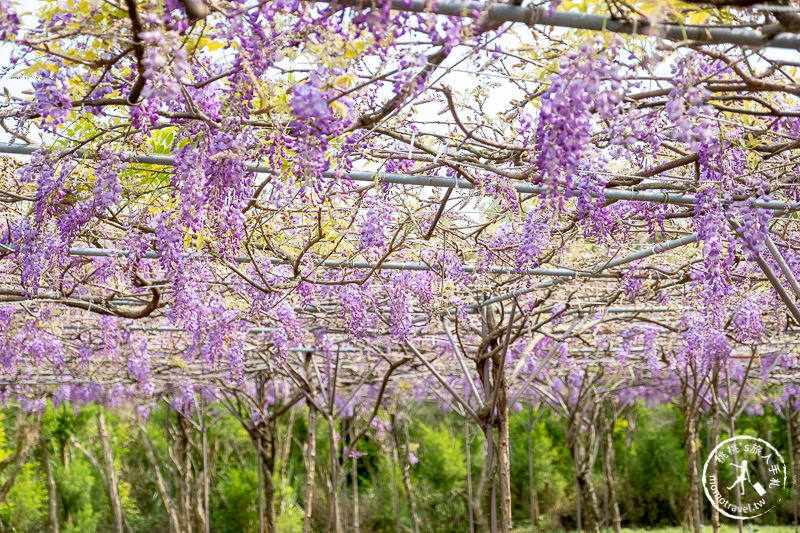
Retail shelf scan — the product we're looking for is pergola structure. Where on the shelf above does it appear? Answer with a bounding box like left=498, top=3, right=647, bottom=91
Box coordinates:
left=2, top=0, right=800, bottom=531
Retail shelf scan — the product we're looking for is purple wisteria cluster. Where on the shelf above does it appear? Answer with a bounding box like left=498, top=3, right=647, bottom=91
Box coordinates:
left=288, top=73, right=352, bottom=179
left=665, top=56, right=715, bottom=146
left=139, top=29, right=189, bottom=100
left=517, top=209, right=551, bottom=271
left=675, top=313, right=731, bottom=373
left=733, top=295, right=767, bottom=344
left=0, top=0, right=18, bottom=40
left=172, top=129, right=254, bottom=257
left=359, top=199, right=393, bottom=257
left=533, top=39, right=625, bottom=203
left=692, top=187, right=734, bottom=318
left=33, top=69, right=72, bottom=130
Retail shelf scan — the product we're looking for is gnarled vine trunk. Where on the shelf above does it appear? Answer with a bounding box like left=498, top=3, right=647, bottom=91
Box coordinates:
left=253, top=421, right=277, bottom=533
left=601, top=408, right=621, bottom=533
left=682, top=388, right=702, bottom=533
left=493, top=348, right=513, bottom=533
left=566, top=402, right=602, bottom=533
left=476, top=304, right=515, bottom=533
left=304, top=402, right=317, bottom=533
left=526, top=406, right=539, bottom=531
left=326, top=414, right=341, bottom=533
left=709, top=378, right=720, bottom=533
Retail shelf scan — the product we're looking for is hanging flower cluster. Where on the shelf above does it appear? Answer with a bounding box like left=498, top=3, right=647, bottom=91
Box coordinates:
left=534, top=38, right=625, bottom=203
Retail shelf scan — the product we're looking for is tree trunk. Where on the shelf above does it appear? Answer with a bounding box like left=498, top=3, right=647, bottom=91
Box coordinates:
left=165, top=409, right=174, bottom=533
left=177, top=415, right=193, bottom=533
left=683, top=396, right=701, bottom=533
left=490, top=339, right=512, bottom=533
left=201, top=408, right=210, bottom=533
left=471, top=440, right=488, bottom=533
left=61, top=438, right=69, bottom=470
left=0, top=413, right=34, bottom=504
left=480, top=305, right=515, bottom=533
left=326, top=415, right=341, bottom=533
left=140, top=426, right=181, bottom=533
left=495, top=377, right=513, bottom=533
left=304, top=403, right=317, bottom=533
left=792, top=401, right=800, bottom=533
left=40, top=430, right=59, bottom=533
left=575, top=454, right=582, bottom=533
left=575, top=461, right=601, bottom=533
left=567, top=411, right=601, bottom=533
left=257, top=424, right=264, bottom=533
left=728, top=414, right=743, bottom=533
left=390, top=431, right=401, bottom=533
left=527, top=407, right=538, bottom=532
left=601, top=409, right=621, bottom=533
left=262, top=447, right=277, bottom=533
left=351, top=421, right=360, bottom=533
left=255, top=422, right=277, bottom=533
left=710, top=383, right=721, bottom=533
left=279, top=408, right=298, bottom=515
left=391, top=415, right=420, bottom=533
left=479, top=355, right=498, bottom=533
left=0, top=448, right=27, bottom=503
left=193, top=474, right=207, bottom=533
left=466, top=421, right=477, bottom=533
left=97, top=411, right=124, bottom=533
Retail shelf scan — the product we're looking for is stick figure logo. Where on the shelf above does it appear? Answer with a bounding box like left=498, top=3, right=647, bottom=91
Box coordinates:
left=702, top=436, right=788, bottom=520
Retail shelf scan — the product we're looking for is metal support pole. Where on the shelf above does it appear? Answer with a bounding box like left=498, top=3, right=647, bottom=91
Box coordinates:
left=730, top=219, right=800, bottom=324
left=764, top=234, right=800, bottom=301
left=1, top=144, right=798, bottom=211
left=329, top=0, right=800, bottom=50
left=474, top=233, right=698, bottom=309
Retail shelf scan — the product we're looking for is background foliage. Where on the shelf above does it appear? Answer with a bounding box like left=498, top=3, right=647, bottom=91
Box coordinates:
left=0, top=400, right=793, bottom=532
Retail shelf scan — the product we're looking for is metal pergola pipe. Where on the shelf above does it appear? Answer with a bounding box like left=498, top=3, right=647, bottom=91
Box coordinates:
left=1, top=144, right=798, bottom=212
left=46, top=247, right=625, bottom=277
left=39, top=246, right=634, bottom=277
left=471, top=232, right=698, bottom=308
left=332, top=0, right=800, bottom=49
left=729, top=218, right=800, bottom=324
left=3, top=236, right=692, bottom=279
